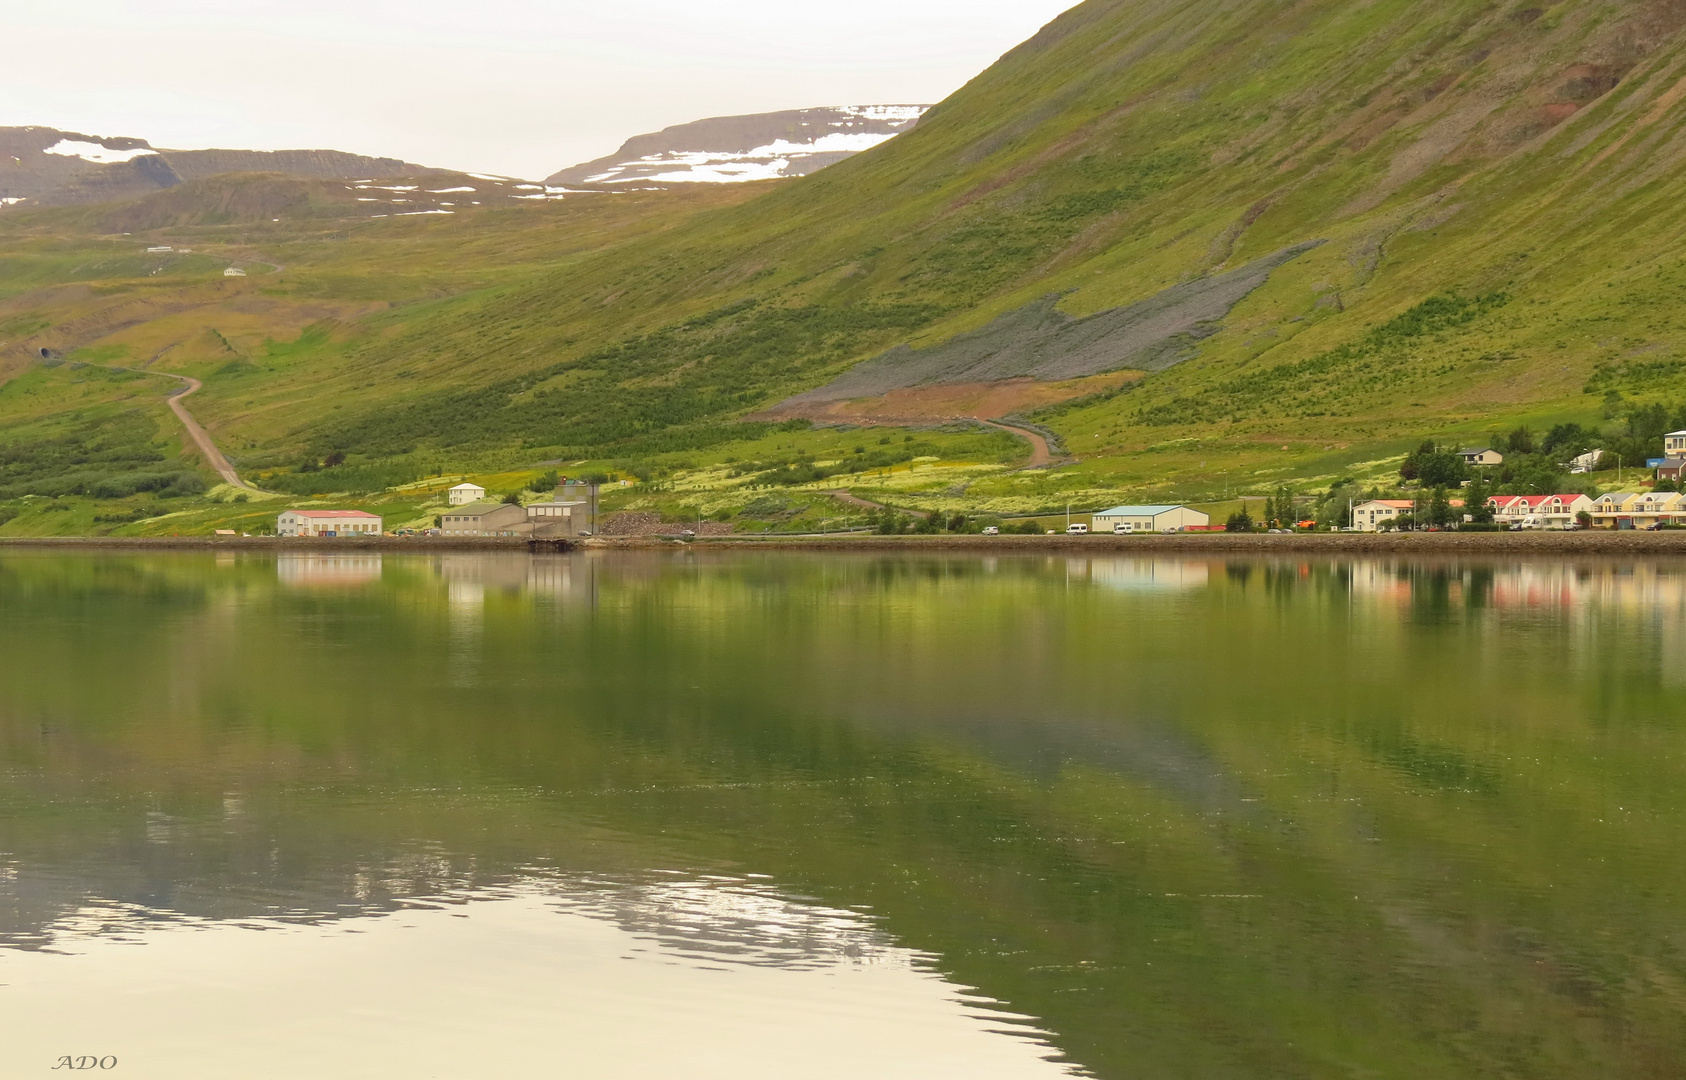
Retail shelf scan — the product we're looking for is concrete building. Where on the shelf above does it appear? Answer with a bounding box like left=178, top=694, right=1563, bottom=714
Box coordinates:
left=1352, top=499, right=1414, bottom=532
left=440, top=502, right=530, bottom=537
left=223, top=267, right=246, bottom=277
left=277, top=510, right=383, bottom=537
left=447, top=483, right=487, bottom=506
left=1459, top=448, right=1504, bottom=467
left=1091, top=505, right=1210, bottom=533
left=525, top=480, right=599, bottom=537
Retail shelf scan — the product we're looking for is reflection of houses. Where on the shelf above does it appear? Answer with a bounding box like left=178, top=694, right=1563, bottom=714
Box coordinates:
left=1081, top=558, right=1209, bottom=591
left=430, top=553, right=596, bottom=602
left=447, top=483, right=486, bottom=506
left=277, top=554, right=383, bottom=587
left=277, top=510, right=383, bottom=536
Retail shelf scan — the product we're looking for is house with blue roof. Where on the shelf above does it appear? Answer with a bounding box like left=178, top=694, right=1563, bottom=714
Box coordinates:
left=1091, top=504, right=1210, bottom=534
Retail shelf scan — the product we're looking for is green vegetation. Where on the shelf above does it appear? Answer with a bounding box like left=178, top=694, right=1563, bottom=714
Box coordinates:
left=12, top=0, right=1686, bottom=528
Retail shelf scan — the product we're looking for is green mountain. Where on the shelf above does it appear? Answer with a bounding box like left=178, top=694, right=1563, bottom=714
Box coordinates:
left=7, top=0, right=1686, bottom=530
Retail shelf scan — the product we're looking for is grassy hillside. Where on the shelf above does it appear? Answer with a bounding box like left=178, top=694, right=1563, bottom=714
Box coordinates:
left=8, top=0, right=1686, bottom=530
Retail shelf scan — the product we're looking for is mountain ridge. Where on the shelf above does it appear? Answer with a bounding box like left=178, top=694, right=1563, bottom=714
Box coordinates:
left=545, top=105, right=927, bottom=186
left=0, top=126, right=435, bottom=210
left=8, top=0, right=1686, bottom=532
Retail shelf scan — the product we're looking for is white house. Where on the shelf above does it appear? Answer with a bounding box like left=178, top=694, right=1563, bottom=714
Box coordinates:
left=1666, top=431, right=1686, bottom=455
left=223, top=267, right=247, bottom=277
left=277, top=510, right=383, bottom=537
left=1569, top=449, right=1603, bottom=474
left=1459, top=448, right=1504, bottom=467
left=447, top=483, right=487, bottom=506
left=1493, top=494, right=1592, bottom=528
left=1090, top=505, right=1210, bottom=533
left=1352, top=499, right=1414, bottom=532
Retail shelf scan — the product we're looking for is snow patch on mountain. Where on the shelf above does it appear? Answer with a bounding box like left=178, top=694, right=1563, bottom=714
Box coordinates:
left=42, top=138, right=156, bottom=164
left=548, top=105, right=929, bottom=187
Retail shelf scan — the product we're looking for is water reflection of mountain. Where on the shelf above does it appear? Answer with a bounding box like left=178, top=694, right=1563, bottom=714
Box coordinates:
left=4, top=552, right=1686, bottom=1079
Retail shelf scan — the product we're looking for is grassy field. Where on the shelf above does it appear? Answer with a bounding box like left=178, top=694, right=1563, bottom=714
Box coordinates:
left=6, top=0, right=1686, bottom=533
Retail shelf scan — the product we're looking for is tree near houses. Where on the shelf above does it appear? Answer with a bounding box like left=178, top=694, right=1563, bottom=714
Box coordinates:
left=1401, top=442, right=1469, bottom=488
left=1465, top=476, right=1493, bottom=524
left=1429, top=487, right=1454, bottom=529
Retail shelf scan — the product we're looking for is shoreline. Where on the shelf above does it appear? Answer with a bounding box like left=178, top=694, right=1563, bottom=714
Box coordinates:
left=1, top=532, right=1684, bottom=554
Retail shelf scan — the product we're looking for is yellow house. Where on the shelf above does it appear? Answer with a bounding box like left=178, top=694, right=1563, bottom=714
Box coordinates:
left=1590, top=492, right=1642, bottom=528
left=1629, top=491, right=1686, bottom=527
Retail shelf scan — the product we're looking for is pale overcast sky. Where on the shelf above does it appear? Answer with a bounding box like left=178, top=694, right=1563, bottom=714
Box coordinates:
left=3, top=0, right=1076, bottom=178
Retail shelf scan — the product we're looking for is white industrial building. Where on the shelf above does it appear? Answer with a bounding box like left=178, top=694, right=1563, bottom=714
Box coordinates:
left=276, top=510, right=383, bottom=537
left=1090, top=505, right=1210, bottom=533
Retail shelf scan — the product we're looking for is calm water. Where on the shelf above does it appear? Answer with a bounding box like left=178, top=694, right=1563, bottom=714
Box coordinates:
left=1, top=551, right=1683, bottom=1079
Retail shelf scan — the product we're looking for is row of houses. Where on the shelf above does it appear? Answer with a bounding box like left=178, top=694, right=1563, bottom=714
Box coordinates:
left=1353, top=490, right=1686, bottom=531
left=1456, top=432, right=1686, bottom=478
left=277, top=481, right=600, bottom=539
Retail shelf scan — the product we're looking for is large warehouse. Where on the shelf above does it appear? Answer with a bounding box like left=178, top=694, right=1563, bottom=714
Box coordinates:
left=1090, top=505, right=1210, bottom=534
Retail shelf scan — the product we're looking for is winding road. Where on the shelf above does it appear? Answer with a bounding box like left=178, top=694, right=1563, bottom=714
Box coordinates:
left=973, top=418, right=1058, bottom=468
left=99, top=365, right=257, bottom=491
left=160, top=374, right=253, bottom=490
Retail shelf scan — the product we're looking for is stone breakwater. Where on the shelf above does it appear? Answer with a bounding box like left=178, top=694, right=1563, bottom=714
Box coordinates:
left=2, top=532, right=1683, bottom=555
left=677, top=532, right=1686, bottom=554
left=0, top=536, right=556, bottom=551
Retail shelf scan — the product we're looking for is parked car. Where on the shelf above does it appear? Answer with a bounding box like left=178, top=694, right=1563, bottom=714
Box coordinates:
left=1112, top=522, right=1134, bottom=535
left=1066, top=523, right=1089, bottom=535
left=982, top=526, right=1000, bottom=535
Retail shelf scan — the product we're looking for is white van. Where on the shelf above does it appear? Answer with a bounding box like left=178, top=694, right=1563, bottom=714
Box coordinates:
left=1112, top=522, right=1134, bottom=535
left=1066, top=523, right=1089, bottom=535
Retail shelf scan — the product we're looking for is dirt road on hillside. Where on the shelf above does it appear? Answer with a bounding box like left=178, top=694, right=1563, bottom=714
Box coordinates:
left=161, top=375, right=251, bottom=489
left=98, top=364, right=256, bottom=491
left=825, top=491, right=931, bottom=519
left=976, top=418, right=1057, bottom=468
